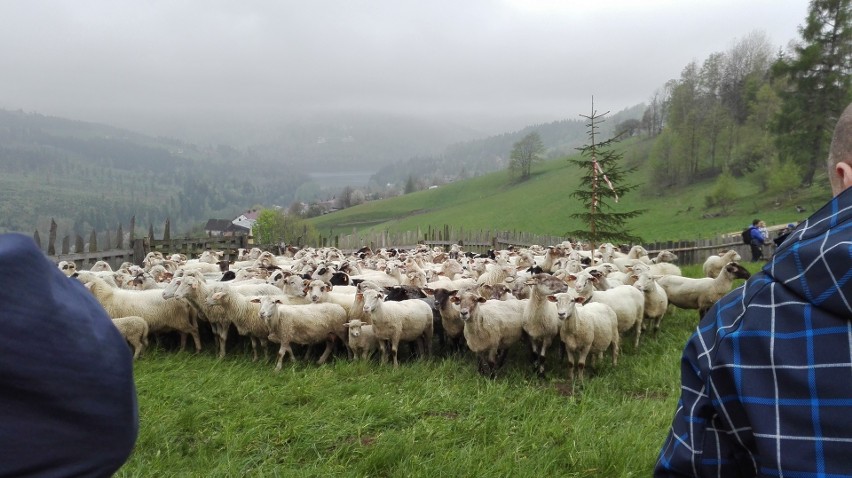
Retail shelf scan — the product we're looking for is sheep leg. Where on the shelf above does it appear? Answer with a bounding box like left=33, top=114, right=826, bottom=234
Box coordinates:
left=178, top=332, right=188, bottom=352
left=477, top=356, right=489, bottom=376
left=217, top=324, right=229, bottom=359
left=486, top=348, right=500, bottom=379
left=317, top=338, right=335, bottom=364
left=274, top=344, right=289, bottom=372
left=632, top=321, right=642, bottom=349
left=536, top=338, right=553, bottom=377
left=566, top=350, right=575, bottom=381
left=249, top=337, right=259, bottom=362
left=379, top=340, right=389, bottom=364
left=390, top=335, right=401, bottom=368
left=576, top=345, right=592, bottom=382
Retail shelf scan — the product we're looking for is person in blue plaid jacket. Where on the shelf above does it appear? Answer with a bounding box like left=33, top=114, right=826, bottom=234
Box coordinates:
left=655, top=102, right=852, bottom=477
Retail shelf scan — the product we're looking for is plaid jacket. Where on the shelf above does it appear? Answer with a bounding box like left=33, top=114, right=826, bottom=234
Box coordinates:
left=655, top=187, right=852, bottom=477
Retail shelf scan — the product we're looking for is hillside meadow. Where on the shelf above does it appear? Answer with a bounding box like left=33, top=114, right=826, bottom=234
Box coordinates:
left=116, top=263, right=759, bottom=477
left=309, top=141, right=830, bottom=244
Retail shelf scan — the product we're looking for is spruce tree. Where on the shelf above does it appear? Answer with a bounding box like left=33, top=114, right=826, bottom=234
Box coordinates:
left=566, top=100, right=644, bottom=247
left=772, top=0, right=852, bottom=185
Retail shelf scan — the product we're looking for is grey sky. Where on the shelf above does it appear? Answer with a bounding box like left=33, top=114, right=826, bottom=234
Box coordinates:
left=0, top=0, right=808, bottom=138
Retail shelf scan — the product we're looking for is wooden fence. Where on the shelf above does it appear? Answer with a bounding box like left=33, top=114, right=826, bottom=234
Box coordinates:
left=325, top=225, right=755, bottom=266
left=36, top=217, right=759, bottom=269
left=38, top=217, right=249, bottom=270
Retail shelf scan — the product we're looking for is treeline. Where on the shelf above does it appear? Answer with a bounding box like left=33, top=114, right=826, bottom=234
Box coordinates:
left=643, top=1, right=851, bottom=192
left=0, top=110, right=309, bottom=236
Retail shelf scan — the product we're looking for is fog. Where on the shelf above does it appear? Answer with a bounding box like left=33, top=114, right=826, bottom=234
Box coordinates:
left=0, top=1, right=807, bottom=142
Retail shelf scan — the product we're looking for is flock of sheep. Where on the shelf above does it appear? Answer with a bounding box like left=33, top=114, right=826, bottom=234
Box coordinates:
left=58, top=241, right=751, bottom=381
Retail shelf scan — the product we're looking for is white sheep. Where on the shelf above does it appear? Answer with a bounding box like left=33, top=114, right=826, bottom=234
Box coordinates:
left=422, top=286, right=471, bottom=353
left=574, top=271, right=645, bottom=349
left=258, top=296, right=348, bottom=371
left=306, top=279, right=356, bottom=317
left=522, top=273, right=568, bottom=376
left=476, top=263, right=516, bottom=287
left=360, top=289, right=434, bottom=368
left=206, top=286, right=271, bottom=362
left=451, top=291, right=527, bottom=378
left=76, top=271, right=201, bottom=352
left=111, top=315, right=150, bottom=360
left=58, top=260, right=77, bottom=277
left=90, top=260, right=113, bottom=272
left=702, top=249, right=743, bottom=278
left=656, top=261, right=751, bottom=318
left=631, top=270, right=668, bottom=337
left=548, top=291, right=619, bottom=381
left=344, top=319, right=378, bottom=360
left=170, top=274, right=233, bottom=358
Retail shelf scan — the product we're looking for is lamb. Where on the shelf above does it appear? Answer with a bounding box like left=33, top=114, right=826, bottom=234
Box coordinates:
left=258, top=296, right=348, bottom=371
left=522, top=273, right=569, bottom=376
left=360, top=288, right=434, bottom=368
left=344, top=319, right=378, bottom=360
left=111, top=315, right=150, bottom=360
left=451, top=291, right=527, bottom=378
left=702, top=249, right=743, bottom=278
left=656, top=261, right=751, bottom=318
left=75, top=271, right=201, bottom=352
left=574, top=271, right=645, bottom=349
left=631, top=271, right=668, bottom=337
left=548, top=291, right=619, bottom=381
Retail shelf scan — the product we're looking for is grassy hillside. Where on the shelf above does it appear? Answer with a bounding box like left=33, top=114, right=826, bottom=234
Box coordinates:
left=309, top=139, right=831, bottom=243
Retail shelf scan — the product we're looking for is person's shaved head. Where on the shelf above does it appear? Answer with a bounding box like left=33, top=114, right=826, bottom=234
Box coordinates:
left=828, top=102, right=852, bottom=195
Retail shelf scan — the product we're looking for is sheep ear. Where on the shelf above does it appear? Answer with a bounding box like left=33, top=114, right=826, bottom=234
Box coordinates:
left=448, top=289, right=458, bottom=296
left=574, top=296, right=586, bottom=304
left=343, top=322, right=351, bottom=328
left=274, top=298, right=283, bottom=304
left=250, top=298, right=261, bottom=303
left=546, top=295, right=557, bottom=302
left=450, top=296, right=460, bottom=304
left=476, top=296, right=487, bottom=303
left=421, top=288, right=434, bottom=296
left=356, top=292, right=363, bottom=299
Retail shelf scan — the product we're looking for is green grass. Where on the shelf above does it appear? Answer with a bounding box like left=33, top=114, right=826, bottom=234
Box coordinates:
left=309, top=148, right=831, bottom=243
left=116, top=264, right=759, bottom=477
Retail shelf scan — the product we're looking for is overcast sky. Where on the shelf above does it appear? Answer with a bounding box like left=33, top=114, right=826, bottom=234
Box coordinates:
left=0, top=1, right=809, bottom=138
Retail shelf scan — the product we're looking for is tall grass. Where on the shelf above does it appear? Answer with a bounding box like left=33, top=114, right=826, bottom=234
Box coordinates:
left=116, top=264, right=756, bottom=477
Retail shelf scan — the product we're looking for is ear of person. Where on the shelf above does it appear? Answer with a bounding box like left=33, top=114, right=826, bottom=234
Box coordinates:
left=836, top=161, right=852, bottom=193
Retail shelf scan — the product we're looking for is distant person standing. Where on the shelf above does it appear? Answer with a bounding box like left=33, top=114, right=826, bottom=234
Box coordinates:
left=748, top=219, right=764, bottom=261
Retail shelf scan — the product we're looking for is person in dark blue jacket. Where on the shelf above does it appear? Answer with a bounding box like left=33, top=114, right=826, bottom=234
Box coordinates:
left=747, top=219, right=765, bottom=261
left=0, top=233, right=138, bottom=477
left=655, top=102, right=852, bottom=477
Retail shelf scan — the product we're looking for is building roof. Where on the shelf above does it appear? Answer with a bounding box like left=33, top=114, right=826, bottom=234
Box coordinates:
left=204, top=219, right=232, bottom=231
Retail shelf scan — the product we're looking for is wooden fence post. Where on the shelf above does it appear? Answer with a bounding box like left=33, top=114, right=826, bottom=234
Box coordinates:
left=48, top=219, right=57, bottom=256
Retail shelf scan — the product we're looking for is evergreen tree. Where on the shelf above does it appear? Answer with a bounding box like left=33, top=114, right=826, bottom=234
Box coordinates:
left=567, top=101, right=645, bottom=247
left=772, top=0, right=852, bottom=185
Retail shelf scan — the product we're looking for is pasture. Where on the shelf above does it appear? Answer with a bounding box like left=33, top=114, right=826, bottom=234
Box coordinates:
left=114, top=263, right=748, bottom=477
